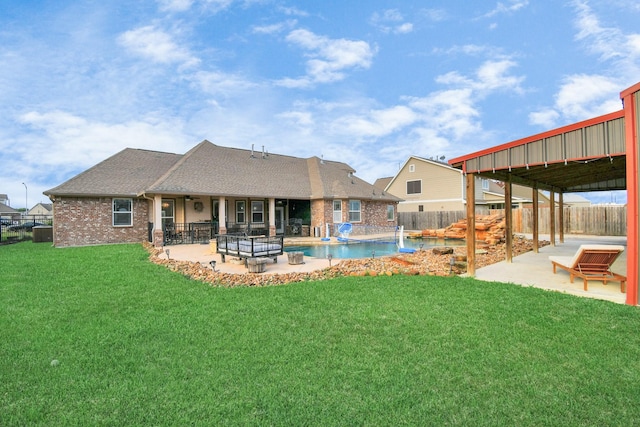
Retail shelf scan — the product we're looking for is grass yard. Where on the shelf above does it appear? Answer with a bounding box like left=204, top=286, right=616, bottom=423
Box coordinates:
left=2, top=242, right=640, bottom=426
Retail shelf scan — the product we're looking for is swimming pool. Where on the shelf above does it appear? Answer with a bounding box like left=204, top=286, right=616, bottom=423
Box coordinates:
left=284, top=238, right=464, bottom=259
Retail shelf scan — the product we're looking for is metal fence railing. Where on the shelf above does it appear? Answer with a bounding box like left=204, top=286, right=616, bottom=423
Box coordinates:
left=163, top=222, right=219, bottom=245
left=0, top=216, right=53, bottom=245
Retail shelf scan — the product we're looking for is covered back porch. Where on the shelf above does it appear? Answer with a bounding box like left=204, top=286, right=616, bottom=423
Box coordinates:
left=151, top=194, right=312, bottom=246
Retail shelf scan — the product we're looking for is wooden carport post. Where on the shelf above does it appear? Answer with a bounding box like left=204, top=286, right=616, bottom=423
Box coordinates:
left=532, top=186, right=539, bottom=253
left=466, top=173, right=476, bottom=276
left=504, top=178, right=512, bottom=263
left=549, top=190, right=556, bottom=246
left=558, top=192, right=564, bottom=243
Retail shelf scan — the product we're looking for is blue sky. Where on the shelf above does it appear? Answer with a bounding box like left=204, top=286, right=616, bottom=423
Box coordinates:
left=2, top=0, right=638, bottom=208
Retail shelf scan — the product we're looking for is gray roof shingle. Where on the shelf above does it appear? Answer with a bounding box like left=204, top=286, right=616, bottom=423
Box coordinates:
left=45, top=140, right=400, bottom=202
left=44, top=148, right=183, bottom=197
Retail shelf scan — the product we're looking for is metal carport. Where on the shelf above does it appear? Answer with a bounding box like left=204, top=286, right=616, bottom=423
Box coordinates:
left=449, top=81, right=640, bottom=305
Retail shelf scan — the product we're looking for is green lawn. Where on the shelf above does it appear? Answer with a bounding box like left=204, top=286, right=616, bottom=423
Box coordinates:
left=2, top=242, right=640, bottom=426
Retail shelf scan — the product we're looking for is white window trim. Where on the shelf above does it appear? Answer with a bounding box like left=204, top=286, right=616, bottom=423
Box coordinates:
left=236, top=200, right=246, bottom=224
left=348, top=199, right=361, bottom=223
left=161, top=199, right=175, bottom=228
left=113, top=198, right=133, bottom=227
left=251, top=200, right=264, bottom=223
left=333, top=200, right=342, bottom=223
left=387, top=205, right=395, bottom=221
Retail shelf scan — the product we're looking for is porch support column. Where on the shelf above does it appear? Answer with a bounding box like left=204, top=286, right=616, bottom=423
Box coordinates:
left=549, top=190, right=556, bottom=246
left=504, top=178, right=513, bottom=263
left=152, top=194, right=163, bottom=248
left=268, top=198, right=276, bottom=236
left=218, top=196, right=227, bottom=235
left=558, top=192, right=564, bottom=243
left=532, top=186, right=539, bottom=253
left=465, top=173, right=476, bottom=276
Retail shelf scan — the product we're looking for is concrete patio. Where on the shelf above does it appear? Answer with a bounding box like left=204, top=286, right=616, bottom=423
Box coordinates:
left=472, top=234, right=627, bottom=304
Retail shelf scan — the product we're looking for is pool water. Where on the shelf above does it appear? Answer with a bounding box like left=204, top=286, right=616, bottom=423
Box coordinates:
left=285, top=238, right=464, bottom=259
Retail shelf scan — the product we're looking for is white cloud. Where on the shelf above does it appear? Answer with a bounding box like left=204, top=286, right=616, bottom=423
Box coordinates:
left=528, top=109, right=560, bottom=128
left=408, top=89, right=482, bottom=141
left=370, top=9, right=414, bottom=34
left=395, top=23, right=414, bottom=34
left=277, top=110, right=314, bottom=127
left=278, top=5, right=309, bottom=17
left=252, top=20, right=297, bottom=35
left=435, top=44, right=501, bottom=57
left=481, top=0, right=529, bottom=19
left=436, top=59, right=524, bottom=94
left=118, top=25, right=200, bottom=68
left=530, top=2, right=639, bottom=128
left=627, top=34, right=640, bottom=57
left=191, top=70, right=257, bottom=96
left=554, top=74, right=621, bottom=119
left=276, top=29, right=375, bottom=87
left=573, top=0, right=625, bottom=61
left=528, top=75, right=622, bottom=128
left=332, top=105, right=418, bottom=138
left=420, top=8, right=447, bottom=22
left=157, top=0, right=194, bottom=12
left=18, top=110, right=190, bottom=166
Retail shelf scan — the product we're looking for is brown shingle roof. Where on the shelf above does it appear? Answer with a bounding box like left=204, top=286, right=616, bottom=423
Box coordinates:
left=45, top=140, right=400, bottom=202
left=44, top=148, right=183, bottom=196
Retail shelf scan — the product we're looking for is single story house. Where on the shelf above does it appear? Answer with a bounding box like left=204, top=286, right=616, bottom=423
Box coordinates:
left=0, top=202, right=21, bottom=223
left=44, top=140, right=401, bottom=248
left=27, top=202, right=53, bottom=219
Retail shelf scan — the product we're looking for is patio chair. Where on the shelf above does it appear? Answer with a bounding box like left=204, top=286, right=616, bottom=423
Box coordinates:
left=549, top=244, right=626, bottom=292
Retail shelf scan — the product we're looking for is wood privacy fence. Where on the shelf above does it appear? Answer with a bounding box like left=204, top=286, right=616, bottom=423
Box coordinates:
left=398, top=205, right=627, bottom=236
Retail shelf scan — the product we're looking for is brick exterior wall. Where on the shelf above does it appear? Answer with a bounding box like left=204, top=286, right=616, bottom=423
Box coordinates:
left=310, top=199, right=397, bottom=231
left=52, top=197, right=150, bottom=247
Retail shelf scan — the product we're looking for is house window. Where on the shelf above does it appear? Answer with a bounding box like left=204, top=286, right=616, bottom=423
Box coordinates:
left=161, top=199, right=175, bottom=228
left=482, top=179, right=489, bottom=190
left=407, top=180, right=421, bottom=195
left=348, top=200, right=361, bottom=222
left=409, top=164, right=415, bottom=172
left=387, top=205, right=394, bottom=221
left=236, top=200, right=246, bottom=223
left=418, top=205, right=424, bottom=212
left=333, top=200, right=342, bottom=223
left=113, top=198, right=132, bottom=226
left=251, top=200, right=264, bottom=223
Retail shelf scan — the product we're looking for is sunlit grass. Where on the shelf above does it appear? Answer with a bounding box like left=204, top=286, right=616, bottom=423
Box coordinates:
left=1, top=242, right=640, bottom=426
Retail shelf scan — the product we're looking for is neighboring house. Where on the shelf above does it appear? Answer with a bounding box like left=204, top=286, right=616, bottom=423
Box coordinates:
left=0, top=194, right=8, bottom=205
left=552, top=193, right=591, bottom=207
left=383, top=156, right=543, bottom=212
left=373, top=177, right=392, bottom=191
left=479, top=179, right=549, bottom=209
left=0, top=202, right=21, bottom=222
left=27, top=202, right=53, bottom=218
left=43, top=140, right=400, bottom=248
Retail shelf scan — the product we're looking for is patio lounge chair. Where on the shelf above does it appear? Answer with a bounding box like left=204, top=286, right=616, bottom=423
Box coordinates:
left=549, top=244, right=626, bottom=292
